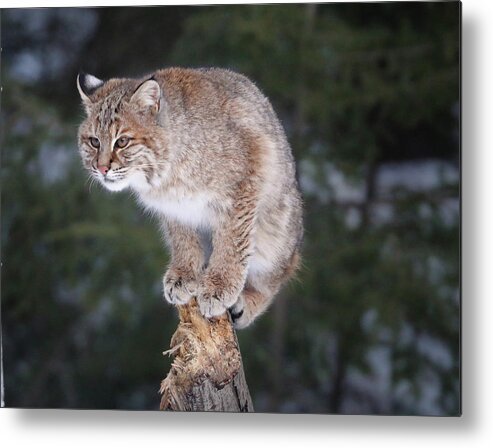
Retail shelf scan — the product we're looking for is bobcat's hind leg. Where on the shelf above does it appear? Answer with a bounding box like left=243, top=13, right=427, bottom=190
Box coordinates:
left=231, top=249, right=301, bottom=329
left=230, top=281, right=280, bottom=329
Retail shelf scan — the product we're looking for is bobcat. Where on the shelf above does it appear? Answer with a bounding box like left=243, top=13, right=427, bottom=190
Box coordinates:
left=77, top=67, right=303, bottom=328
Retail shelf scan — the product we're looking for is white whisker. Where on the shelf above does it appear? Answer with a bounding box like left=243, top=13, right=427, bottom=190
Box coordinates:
left=88, top=175, right=99, bottom=194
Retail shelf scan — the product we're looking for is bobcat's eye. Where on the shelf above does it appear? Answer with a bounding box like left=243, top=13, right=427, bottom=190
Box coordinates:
left=89, top=137, right=100, bottom=149
left=115, top=136, right=130, bottom=149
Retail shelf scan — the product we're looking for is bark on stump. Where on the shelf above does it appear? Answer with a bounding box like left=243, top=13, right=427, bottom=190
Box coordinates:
left=159, top=298, right=254, bottom=412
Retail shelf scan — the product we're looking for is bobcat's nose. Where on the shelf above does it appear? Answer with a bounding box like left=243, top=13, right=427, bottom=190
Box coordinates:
left=98, top=165, right=109, bottom=176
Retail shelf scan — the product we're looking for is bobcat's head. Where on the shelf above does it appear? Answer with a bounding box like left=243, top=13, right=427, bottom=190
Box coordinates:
left=77, top=73, right=167, bottom=192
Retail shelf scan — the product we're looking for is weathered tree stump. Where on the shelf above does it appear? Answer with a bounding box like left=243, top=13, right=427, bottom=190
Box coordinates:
left=159, top=298, right=254, bottom=412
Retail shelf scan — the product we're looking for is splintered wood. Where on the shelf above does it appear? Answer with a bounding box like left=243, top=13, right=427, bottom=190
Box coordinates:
left=159, top=299, right=254, bottom=412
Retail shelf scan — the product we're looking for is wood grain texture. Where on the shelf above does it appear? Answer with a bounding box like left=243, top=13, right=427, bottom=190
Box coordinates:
left=159, top=298, right=253, bottom=412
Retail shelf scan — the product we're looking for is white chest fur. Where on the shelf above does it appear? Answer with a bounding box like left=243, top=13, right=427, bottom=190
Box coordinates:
left=139, top=192, right=213, bottom=228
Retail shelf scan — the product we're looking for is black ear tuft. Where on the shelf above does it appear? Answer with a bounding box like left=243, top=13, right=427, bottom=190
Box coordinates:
left=77, top=71, right=105, bottom=97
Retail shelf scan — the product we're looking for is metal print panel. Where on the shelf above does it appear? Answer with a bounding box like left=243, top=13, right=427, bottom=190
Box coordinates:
left=0, top=1, right=460, bottom=415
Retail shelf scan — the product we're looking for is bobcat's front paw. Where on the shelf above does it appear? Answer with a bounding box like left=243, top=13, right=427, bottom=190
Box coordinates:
left=197, top=273, right=242, bottom=319
left=163, top=267, right=198, bottom=306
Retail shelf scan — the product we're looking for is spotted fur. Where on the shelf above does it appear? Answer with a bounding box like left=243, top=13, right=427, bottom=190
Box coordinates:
left=77, top=67, right=303, bottom=328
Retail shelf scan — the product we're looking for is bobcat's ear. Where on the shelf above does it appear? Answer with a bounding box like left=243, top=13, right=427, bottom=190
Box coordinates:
left=77, top=72, right=104, bottom=112
left=130, top=78, right=161, bottom=114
